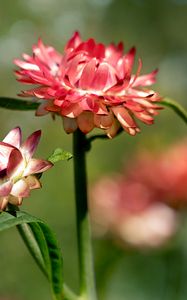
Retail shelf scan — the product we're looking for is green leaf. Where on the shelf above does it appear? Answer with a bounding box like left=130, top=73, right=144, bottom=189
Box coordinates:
left=159, top=97, right=187, bottom=124
left=0, top=210, right=63, bottom=300
left=0, top=97, right=39, bottom=110
left=48, top=148, right=73, bottom=164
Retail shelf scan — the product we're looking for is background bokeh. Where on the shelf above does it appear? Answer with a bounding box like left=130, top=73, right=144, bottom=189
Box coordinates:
left=0, top=0, right=187, bottom=299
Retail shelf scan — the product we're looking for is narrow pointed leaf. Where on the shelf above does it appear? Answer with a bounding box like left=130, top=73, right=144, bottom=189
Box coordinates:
left=0, top=210, right=63, bottom=300
left=0, top=97, right=39, bottom=110
left=48, top=148, right=73, bottom=164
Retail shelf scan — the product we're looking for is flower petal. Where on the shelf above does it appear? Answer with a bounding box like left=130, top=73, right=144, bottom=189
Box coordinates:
left=8, top=195, right=23, bottom=206
left=0, top=142, right=15, bottom=170
left=7, top=148, right=25, bottom=178
left=94, top=113, right=113, bottom=129
left=112, top=106, right=139, bottom=135
left=23, top=158, right=52, bottom=177
left=0, top=180, right=13, bottom=197
left=0, top=197, right=9, bottom=210
left=25, top=175, right=41, bottom=190
left=77, top=112, right=94, bottom=134
left=79, top=58, right=97, bottom=89
left=105, top=120, right=121, bottom=139
left=11, top=179, right=30, bottom=198
left=21, top=130, right=41, bottom=161
left=3, top=127, right=22, bottom=148
left=62, top=116, right=78, bottom=133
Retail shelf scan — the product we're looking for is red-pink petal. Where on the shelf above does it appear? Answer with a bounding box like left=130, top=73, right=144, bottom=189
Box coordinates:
left=94, top=113, right=113, bottom=129
left=65, top=31, right=81, bottom=50
left=77, top=112, right=94, bottom=134
left=14, top=59, right=40, bottom=71
left=132, top=69, right=158, bottom=87
left=61, top=103, right=83, bottom=118
left=105, top=119, right=121, bottom=139
left=3, top=127, right=22, bottom=148
left=62, top=117, right=78, bottom=133
left=79, top=58, right=97, bottom=89
left=35, top=102, right=50, bottom=116
left=91, top=63, right=111, bottom=91
left=21, top=130, right=41, bottom=161
left=112, top=106, right=139, bottom=135
left=23, top=159, right=52, bottom=177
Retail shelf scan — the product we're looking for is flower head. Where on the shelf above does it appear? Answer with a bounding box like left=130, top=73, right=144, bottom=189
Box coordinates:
left=14, top=32, right=162, bottom=137
left=0, top=127, right=52, bottom=210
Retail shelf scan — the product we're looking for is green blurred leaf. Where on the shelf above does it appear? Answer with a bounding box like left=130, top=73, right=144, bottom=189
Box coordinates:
left=0, top=210, right=63, bottom=300
left=160, top=98, right=187, bottom=124
left=0, top=97, right=39, bottom=110
left=48, top=148, right=73, bottom=164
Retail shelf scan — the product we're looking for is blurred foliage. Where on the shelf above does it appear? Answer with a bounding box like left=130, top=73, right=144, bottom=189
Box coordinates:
left=0, top=0, right=187, bottom=299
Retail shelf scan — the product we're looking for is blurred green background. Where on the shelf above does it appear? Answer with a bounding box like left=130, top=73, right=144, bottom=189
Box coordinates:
left=0, top=0, right=187, bottom=299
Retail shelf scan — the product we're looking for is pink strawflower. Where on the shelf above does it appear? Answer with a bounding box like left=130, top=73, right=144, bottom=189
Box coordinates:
left=0, top=127, right=52, bottom=210
left=14, top=32, right=162, bottom=137
left=90, top=176, right=178, bottom=248
left=91, top=141, right=187, bottom=248
left=127, top=141, right=187, bottom=208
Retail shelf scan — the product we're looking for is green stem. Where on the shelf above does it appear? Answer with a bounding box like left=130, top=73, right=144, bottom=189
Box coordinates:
left=73, top=130, right=97, bottom=300
left=159, top=97, right=187, bottom=124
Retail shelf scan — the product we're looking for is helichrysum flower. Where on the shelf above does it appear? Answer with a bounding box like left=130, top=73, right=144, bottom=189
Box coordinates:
left=14, top=32, right=161, bottom=137
left=90, top=176, right=177, bottom=248
left=0, top=127, right=52, bottom=210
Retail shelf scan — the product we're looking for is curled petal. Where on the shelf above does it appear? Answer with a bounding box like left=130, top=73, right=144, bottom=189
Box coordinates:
left=23, top=158, right=53, bottom=177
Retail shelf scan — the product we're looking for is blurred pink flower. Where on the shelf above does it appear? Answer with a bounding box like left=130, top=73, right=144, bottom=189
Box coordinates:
left=90, top=141, right=187, bottom=248
left=14, top=32, right=161, bottom=137
left=128, top=141, right=187, bottom=208
left=0, top=127, right=52, bottom=210
left=90, top=176, right=178, bottom=248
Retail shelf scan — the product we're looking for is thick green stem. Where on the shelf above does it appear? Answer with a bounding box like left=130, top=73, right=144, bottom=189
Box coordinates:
left=73, top=130, right=97, bottom=300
